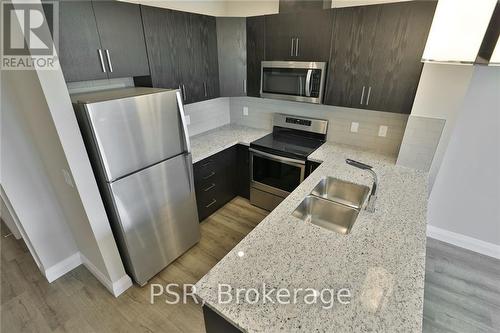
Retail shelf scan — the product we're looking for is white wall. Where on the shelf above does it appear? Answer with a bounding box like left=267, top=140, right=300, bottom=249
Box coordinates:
left=120, top=0, right=279, bottom=17
left=225, top=0, right=279, bottom=17
left=427, top=66, right=500, bottom=258
left=2, top=70, right=80, bottom=277
left=0, top=190, right=22, bottom=239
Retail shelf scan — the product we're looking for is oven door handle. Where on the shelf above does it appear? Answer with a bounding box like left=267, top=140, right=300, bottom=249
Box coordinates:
left=249, top=148, right=306, bottom=166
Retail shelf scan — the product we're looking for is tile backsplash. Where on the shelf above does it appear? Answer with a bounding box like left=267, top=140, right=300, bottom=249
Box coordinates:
left=185, top=97, right=231, bottom=136
left=229, top=97, right=409, bottom=157
left=397, top=116, right=445, bottom=171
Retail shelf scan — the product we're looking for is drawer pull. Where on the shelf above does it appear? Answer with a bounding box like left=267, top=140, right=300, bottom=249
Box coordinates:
left=205, top=199, right=217, bottom=208
left=201, top=161, right=213, bottom=167
left=203, top=183, right=216, bottom=192
left=203, top=171, right=216, bottom=180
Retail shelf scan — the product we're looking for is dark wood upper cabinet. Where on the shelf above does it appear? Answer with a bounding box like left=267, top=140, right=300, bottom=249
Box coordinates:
left=57, top=0, right=149, bottom=82
left=265, top=9, right=332, bottom=62
left=246, top=16, right=266, bottom=97
left=293, top=9, right=333, bottom=61
left=141, top=6, right=219, bottom=104
left=325, top=5, right=379, bottom=108
left=141, top=6, right=184, bottom=90
left=92, top=1, right=150, bottom=78
left=325, top=1, right=436, bottom=114
left=57, top=1, right=107, bottom=82
left=366, top=1, right=436, bottom=114
left=201, top=16, right=220, bottom=99
left=265, top=13, right=296, bottom=61
left=279, top=0, right=328, bottom=13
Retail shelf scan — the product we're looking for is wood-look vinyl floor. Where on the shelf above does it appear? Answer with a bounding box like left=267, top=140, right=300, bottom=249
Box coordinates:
left=423, top=238, right=500, bottom=333
left=2, top=197, right=499, bottom=333
left=1, top=197, right=268, bottom=333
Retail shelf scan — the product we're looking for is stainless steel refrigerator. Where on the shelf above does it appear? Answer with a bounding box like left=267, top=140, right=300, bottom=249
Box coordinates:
left=71, top=87, right=200, bottom=286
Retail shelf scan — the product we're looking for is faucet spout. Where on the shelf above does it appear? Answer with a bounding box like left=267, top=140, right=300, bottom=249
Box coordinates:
left=345, top=159, right=378, bottom=213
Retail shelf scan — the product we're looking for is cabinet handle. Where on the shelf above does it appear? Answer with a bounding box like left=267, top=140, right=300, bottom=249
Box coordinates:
left=365, top=86, right=372, bottom=105
left=360, top=86, right=365, bottom=105
left=205, top=198, right=217, bottom=208
left=203, top=183, right=216, bottom=192
left=290, top=37, right=295, bottom=57
left=295, top=38, right=299, bottom=57
left=182, top=84, right=187, bottom=101
left=201, top=161, right=212, bottom=167
left=105, top=49, right=113, bottom=73
left=203, top=171, right=216, bottom=180
left=204, top=82, right=208, bottom=97
left=243, top=79, right=247, bottom=94
left=98, top=49, right=106, bottom=73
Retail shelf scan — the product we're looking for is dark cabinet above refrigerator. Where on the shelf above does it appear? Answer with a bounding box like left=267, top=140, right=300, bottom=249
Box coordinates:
left=56, top=0, right=150, bottom=82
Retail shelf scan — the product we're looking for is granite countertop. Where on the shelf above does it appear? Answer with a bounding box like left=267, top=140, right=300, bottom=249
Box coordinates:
left=189, top=124, right=270, bottom=163
left=195, top=140, right=429, bottom=332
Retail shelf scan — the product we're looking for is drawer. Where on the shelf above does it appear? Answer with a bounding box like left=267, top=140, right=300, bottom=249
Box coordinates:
left=193, top=146, right=238, bottom=222
left=194, top=158, right=217, bottom=181
left=196, top=192, right=220, bottom=221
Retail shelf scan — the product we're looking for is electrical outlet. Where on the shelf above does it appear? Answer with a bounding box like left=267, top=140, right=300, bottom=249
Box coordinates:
left=185, top=115, right=191, bottom=125
left=243, top=106, right=249, bottom=116
left=62, top=169, right=74, bottom=188
left=350, top=122, right=359, bottom=133
left=378, top=125, right=388, bottom=137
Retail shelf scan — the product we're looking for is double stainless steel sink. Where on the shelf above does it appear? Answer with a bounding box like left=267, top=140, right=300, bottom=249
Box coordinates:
left=292, top=177, right=370, bottom=234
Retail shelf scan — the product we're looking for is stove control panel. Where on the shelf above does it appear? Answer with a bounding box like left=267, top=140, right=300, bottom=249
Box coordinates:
left=286, top=117, right=311, bottom=127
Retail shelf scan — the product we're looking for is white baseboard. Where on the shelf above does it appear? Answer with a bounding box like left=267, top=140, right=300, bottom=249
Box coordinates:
left=44, top=252, right=82, bottom=283
left=427, top=225, right=500, bottom=259
left=80, top=254, right=132, bottom=297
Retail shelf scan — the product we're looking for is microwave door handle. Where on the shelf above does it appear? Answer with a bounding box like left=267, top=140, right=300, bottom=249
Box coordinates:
left=305, top=69, right=312, bottom=97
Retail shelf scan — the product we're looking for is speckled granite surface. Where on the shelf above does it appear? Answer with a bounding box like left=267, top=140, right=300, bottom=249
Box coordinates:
left=195, top=141, right=429, bottom=332
left=189, top=124, right=270, bottom=163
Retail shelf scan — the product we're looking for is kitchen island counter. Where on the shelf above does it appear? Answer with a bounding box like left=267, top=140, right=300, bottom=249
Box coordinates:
left=195, top=141, right=428, bottom=332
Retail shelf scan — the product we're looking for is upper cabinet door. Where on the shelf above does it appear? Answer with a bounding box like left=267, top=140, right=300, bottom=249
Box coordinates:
left=294, top=9, right=332, bottom=61
left=217, top=17, right=246, bottom=97
left=265, top=9, right=332, bottom=62
left=92, top=1, right=150, bottom=78
left=366, top=2, right=436, bottom=114
left=324, top=6, right=380, bottom=108
left=201, top=16, right=220, bottom=99
left=247, top=16, right=266, bottom=97
left=58, top=1, right=107, bottom=82
left=181, top=13, right=205, bottom=104
left=141, top=6, right=184, bottom=92
left=265, top=13, right=296, bottom=61
left=279, top=0, right=325, bottom=13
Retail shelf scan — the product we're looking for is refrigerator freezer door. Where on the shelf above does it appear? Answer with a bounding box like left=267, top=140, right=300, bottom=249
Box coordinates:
left=108, top=153, right=200, bottom=285
left=83, top=90, right=185, bottom=181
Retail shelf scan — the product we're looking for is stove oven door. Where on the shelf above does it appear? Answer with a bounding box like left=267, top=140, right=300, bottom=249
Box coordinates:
left=250, top=148, right=306, bottom=203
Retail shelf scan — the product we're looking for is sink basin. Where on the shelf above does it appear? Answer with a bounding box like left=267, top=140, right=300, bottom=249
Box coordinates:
left=292, top=195, right=360, bottom=235
left=310, top=177, right=370, bottom=209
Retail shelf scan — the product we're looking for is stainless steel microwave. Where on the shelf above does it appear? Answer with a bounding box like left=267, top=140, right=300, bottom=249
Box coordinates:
left=260, top=61, right=327, bottom=104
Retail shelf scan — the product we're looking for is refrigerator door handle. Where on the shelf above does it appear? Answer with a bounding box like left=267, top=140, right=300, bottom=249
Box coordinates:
left=176, top=91, right=191, bottom=154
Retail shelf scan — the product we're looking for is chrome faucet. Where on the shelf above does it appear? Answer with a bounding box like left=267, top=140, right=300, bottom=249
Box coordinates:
left=346, top=159, right=378, bottom=213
